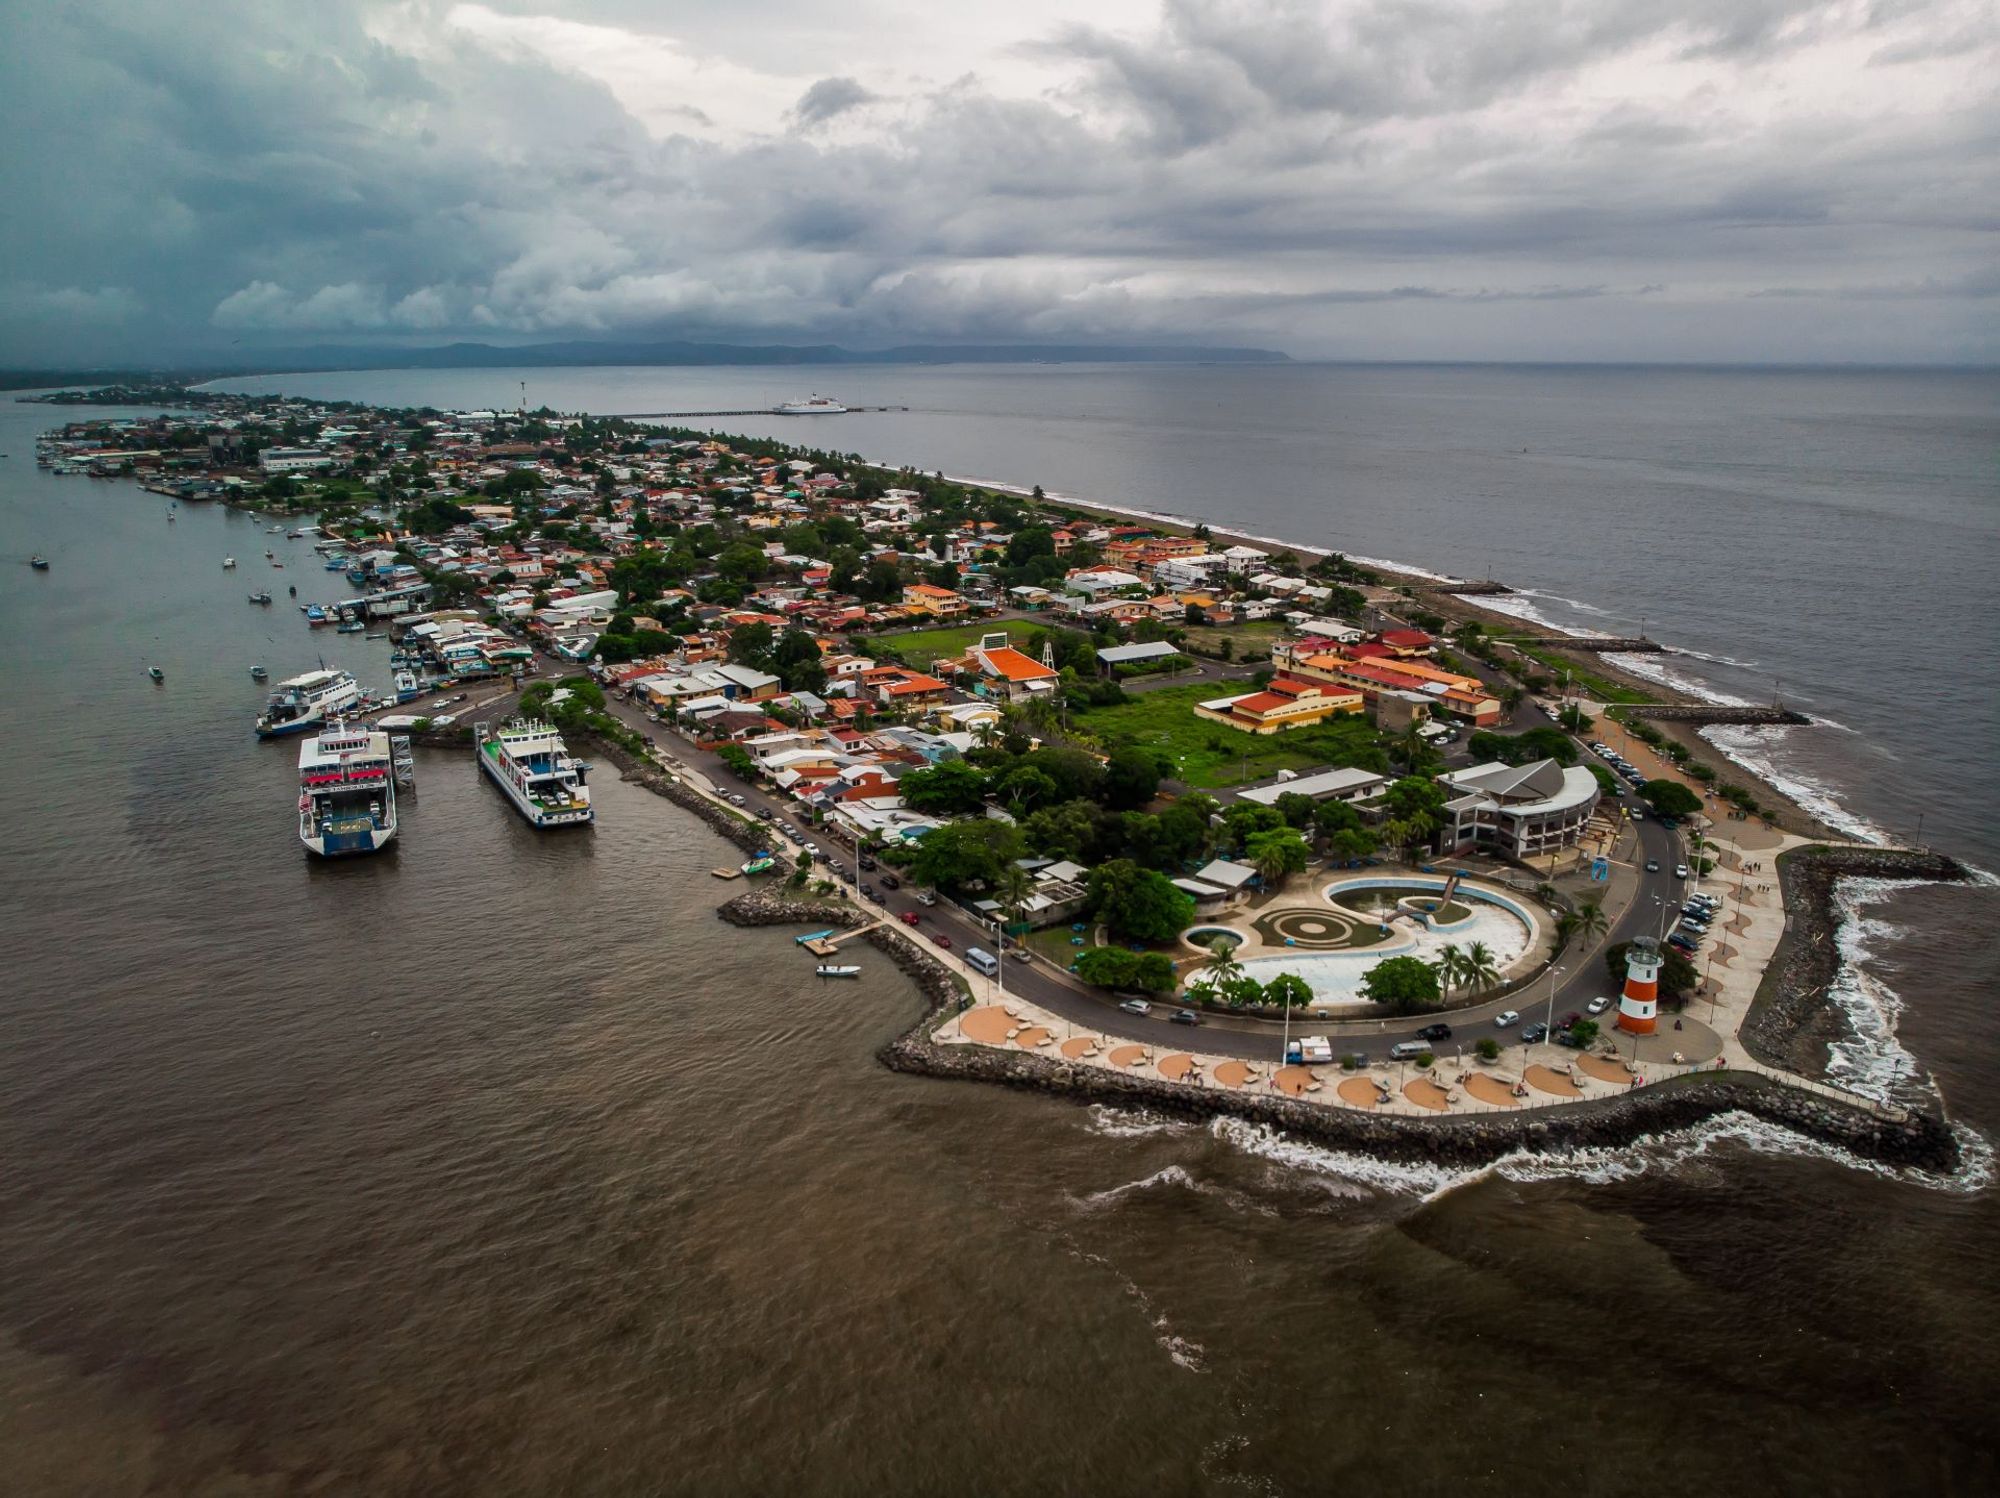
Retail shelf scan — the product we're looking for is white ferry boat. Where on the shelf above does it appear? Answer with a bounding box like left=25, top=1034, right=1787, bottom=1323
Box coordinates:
left=475, top=719, right=593, bottom=828
left=297, top=725, right=397, bottom=856
left=773, top=394, right=846, bottom=415
left=255, top=668, right=362, bottom=739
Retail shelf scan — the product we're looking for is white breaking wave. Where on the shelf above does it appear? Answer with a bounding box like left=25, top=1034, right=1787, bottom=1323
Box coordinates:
left=1819, top=877, right=1927, bottom=1102
left=1600, top=651, right=1758, bottom=706
left=1085, top=1104, right=1195, bottom=1140
left=1699, top=725, right=1891, bottom=845
left=1210, top=1106, right=1990, bottom=1196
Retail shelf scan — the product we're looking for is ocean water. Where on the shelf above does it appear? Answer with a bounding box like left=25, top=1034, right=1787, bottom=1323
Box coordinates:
left=5, top=370, right=1998, bottom=1494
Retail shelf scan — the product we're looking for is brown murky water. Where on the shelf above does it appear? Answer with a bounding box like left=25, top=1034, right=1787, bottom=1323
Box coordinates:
left=3, top=404, right=1996, bottom=1495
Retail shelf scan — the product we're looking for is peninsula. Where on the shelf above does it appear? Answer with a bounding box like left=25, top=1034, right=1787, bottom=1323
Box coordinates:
left=25, top=384, right=1971, bottom=1174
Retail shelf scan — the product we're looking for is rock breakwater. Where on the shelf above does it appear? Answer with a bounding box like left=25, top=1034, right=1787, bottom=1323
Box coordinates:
left=1743, top=844, right=1970, bottom=1084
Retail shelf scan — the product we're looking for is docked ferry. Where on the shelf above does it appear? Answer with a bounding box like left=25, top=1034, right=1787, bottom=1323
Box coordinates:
left=475, top=719, right=593, bottom=828
left=255, top=668, right=362, bottom=739
left=297, top=725, right=397, bottom=856
left=773, top=394, right=846, bottom=415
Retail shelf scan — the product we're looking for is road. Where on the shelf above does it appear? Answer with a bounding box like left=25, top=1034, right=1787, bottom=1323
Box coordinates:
left=582, top=658, right=1701, bottom=1067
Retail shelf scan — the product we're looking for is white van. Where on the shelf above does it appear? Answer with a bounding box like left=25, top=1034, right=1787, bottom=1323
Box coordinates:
left=964, top=947, right=999, bottom=976
left=1388, top=1040, right=1430, bottom=1061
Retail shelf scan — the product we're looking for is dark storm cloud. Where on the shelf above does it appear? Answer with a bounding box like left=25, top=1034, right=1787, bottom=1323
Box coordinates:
left=791, top=76, right=877, bottom=127
left=0, top=0, right=1991, bottom=364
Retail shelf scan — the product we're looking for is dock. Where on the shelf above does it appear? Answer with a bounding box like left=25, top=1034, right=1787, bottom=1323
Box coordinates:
left=801, top=920, right=886, bottom=957
left=711, top=866, right=744, bottom=880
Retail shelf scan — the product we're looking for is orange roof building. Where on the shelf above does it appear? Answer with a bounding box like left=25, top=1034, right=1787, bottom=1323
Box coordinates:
left=1193, top=675, right=1364, bottom=735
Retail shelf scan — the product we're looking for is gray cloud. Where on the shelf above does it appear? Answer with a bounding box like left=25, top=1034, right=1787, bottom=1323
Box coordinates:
left=0, top=0, right=1992, bottom=366
left=791, top=76, right=877, bottom=127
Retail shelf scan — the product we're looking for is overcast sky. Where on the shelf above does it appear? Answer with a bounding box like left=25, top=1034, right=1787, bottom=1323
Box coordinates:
left=2, top=0, right=1994, bottom=365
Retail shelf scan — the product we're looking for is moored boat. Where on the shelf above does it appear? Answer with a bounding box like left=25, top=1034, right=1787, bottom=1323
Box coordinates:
left=251, top=665, right=269, bottom=680
left=147, top=666, right=164, bottom=682
left=814, top=965, right=861, bottom=978
left=297, top=723, right=397, bottom=856
left=249, top=590, right=272, bottom=605
left=256, top=668, right=362, bottom=739
left=31, top=555, right=50, bottom=570
left=774, top=394, right=847, bottom=415
left=222, top=556, right=236, bottom=569
left=474, top=719, right=593, bottom=828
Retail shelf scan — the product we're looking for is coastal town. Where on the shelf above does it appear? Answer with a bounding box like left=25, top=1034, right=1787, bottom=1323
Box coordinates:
left=27, top=387, right=1967, bottom=1166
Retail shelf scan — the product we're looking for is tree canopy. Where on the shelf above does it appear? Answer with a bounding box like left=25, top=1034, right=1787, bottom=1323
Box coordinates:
left=1359, top=955, right=1444, bottom=1013
left=1088, top=859, right=1195, bottom=943
left=1640, top=779, right=1703, bottom=818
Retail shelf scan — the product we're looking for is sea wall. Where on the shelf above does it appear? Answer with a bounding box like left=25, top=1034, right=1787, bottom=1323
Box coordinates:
left=1627, top=705, right=1813, bottom=727
left=1743, top=844, right=1971, bottom=1083
left=879, top=1028, right=1958, bottom=1173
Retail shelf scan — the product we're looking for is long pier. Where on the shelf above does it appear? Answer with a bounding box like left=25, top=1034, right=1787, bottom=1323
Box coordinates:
left=605, top=406, right=911, bottom=419
left=1513, top=634, right=1666, bottom=654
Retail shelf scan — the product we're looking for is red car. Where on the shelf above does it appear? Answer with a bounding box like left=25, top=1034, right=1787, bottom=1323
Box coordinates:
left=934, top=934, right=953, bottom=950
left=900, top=910, right=921, bottom=926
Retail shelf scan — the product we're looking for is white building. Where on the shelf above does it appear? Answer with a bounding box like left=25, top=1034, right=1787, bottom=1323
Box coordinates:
left=1437, top=760, right=1601, bottom=860
left=258, top=447, right=333, bottom=473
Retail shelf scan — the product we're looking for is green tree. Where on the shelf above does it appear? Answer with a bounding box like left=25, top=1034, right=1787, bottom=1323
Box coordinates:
left=1021, top=799, right=1099, bottom=860
left=1261, top=972, right=1313, bottom=1010
left=910, top=820, right=1021, bottom=893
left=1359, top=955, right=1444, bottom=1014
left=1103, top=746, right=1168, bottom=811
left=897, top=759, right=989, bottom=816
left=1245, top=827, right=1310, bottom=888
left=1460, top=941, right=1501, bottom=993
left=1432, top=942, right=1466, bottom=995
left=1088, top=859, right=1195, bottom=943
left=728, top=620, right=775, bottom=665
left=1640, top=779, right=1703, bottom=818
left=1074, top=947, right=1138, bottom=989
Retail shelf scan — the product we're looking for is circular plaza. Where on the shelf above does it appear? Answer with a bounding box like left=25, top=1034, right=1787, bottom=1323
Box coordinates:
left=1181, top=873, right=1547, bottom=1011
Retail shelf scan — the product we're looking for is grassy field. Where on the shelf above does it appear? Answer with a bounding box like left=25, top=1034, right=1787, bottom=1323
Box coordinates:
left=1071, top=682, right=1387, bottom=788
left=872, top=622, right=1008, bottom=667
left=1181, top=618, right=1284, bottom=661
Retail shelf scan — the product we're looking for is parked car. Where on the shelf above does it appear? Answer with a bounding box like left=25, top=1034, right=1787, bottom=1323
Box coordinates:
left=1674, top=863, right=1690, bottom=878
left=1521, top=1023, right=1548, bottom=1044
left=1119, top=998, right=1152, bottom=1016
left=1586, top=996, right=1611, bottom=1014
left=755, top=807, right=774, bottom=820
left=1494, top=1010, right=1520, bottom=1028
left=1170, top=1009, right=1202, bottom=1026
left=879, top=872, right=900, bottom=890
left=900, top=910, right=921, bottom=926
left=859, top=855, right=877, bottom=871
left=1416, top=1023, right=1453, bottom=1042
left=805, top=843, right=822, bottom=858
left=915, top=889, right=938, bottom=907
left=1554, top=1030, right=1586, bottom=1049
left=1560, top=1012, right=1582, bottom=1029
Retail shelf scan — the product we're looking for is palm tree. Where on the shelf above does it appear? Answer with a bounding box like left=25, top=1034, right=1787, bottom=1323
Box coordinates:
left=1251, top=838, right=1293, bottom=892
left=1461, top=941, right=1501, bottom=993
left=1202, top=936, right=1242, bottom=990
left=1433, top=942, right=1466, bottom=995
left=1574, top=898, right=1609, bottom=947
left=995, top=863, right=1033, bottom=938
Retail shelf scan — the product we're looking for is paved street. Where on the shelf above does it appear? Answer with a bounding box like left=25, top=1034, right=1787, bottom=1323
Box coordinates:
left=573, top=651, right=1700, bottom=1068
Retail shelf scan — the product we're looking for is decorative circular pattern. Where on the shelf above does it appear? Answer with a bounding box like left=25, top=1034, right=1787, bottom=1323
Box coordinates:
left=1255, top=907, right=1361, bottom=949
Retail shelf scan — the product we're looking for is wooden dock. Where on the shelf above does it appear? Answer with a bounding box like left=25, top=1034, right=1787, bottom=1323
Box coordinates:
left=802, top=919, right=886, bottom=957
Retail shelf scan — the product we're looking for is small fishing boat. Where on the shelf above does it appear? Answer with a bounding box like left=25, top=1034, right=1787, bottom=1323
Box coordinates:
left=795, top=930, right=837, bottom=946
left=251, top=665, right=269, bottom=680
left=30, top=555, right=49, bottom=570
left=249, top=590, right=272, bottom=605
left=166, top=511, right=175, bottom=522
left=305, top=605, right=329, bottom=626
left=147, top=666, right=164, bottom=682
left=814, top=965, right=861, bottom=979
left=271, top=560, right=284, bottom=569
left=741, top=854, right=777, bottom=875
left=222, top=556, right=236, bottom=569
left=336, top=618, right=364, bottom=634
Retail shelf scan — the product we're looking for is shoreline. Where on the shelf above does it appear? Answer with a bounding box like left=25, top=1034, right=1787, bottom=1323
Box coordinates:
left=586, top=728, right=1970, bottom=1179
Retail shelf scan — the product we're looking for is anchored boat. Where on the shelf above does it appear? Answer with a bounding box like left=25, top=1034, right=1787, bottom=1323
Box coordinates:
left=475, top=719, right=593, bottom=828
left=814, top=965, right=861, bottom=979
left=298, top=724, right=397, bottom=856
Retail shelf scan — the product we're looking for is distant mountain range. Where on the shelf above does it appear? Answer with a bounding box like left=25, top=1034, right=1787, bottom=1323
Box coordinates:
left=0, top=340, right=1288, bottom=390
left=237, top=339, right=1292, bottom=371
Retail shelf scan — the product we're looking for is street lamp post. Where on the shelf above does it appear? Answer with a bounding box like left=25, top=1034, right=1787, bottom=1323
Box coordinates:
left=1544, top=964, right=1566, bottom=1042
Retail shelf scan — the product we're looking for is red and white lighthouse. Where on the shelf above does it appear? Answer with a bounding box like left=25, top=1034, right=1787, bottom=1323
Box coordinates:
left=1616, top=939, right=1662, bottom=1035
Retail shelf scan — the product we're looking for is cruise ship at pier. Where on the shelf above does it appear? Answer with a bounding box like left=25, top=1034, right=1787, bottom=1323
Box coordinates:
left=256, top=668, right=362, bottom=738
left=772, top=394, right=846, bottom=415
left=475, top=719, right=593, bottom=828
left=297, top=725, right=397, bottom=856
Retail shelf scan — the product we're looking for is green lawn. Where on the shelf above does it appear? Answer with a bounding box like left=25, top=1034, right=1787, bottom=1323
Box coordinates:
left=1071, top=682, right=1389, bottom=788
left=1181, top=619, right=1284, bottom=661
left=873, top=622, right=1007, bottom=667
